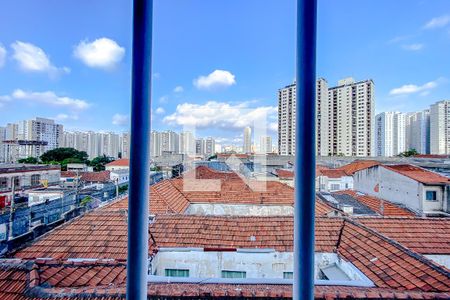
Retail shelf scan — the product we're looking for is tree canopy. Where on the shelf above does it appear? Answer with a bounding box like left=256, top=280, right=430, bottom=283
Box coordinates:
left=398, top=148, right=418, bottom=157
left=40, top=148, right=89, bottom=163
left=89, top=155, right=114, bottom=171
left=17, top=157, right=39, bottom=164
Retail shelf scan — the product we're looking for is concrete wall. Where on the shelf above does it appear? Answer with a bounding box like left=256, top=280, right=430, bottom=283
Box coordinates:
left=318, top=176, right=353, bottom=192
left=354, top=166, right=445, bottom=213
left=185, top=203, right=294, bottom=216
left=151, top=250, right=368, bottom=282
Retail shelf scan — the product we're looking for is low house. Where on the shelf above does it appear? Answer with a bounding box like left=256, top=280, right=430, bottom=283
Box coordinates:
left=354, top=164, right=450, bottom=216
left=316, top=169, right=353, bottom=192
left=105, top=158, right=129, bottom=171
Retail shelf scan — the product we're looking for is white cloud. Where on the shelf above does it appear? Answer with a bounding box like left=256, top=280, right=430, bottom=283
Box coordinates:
left=155, top=107, right=165, bottom=114
left=0, top=94, right=11, bottom=108
left=424, top=15, right=450, bottom=29
left=402, top=43, right=424, bottom=51
left=11, top=89, right=90, bottom=110
left=112, top=113, right=129, bottom=126
left=173, top=86, right=184, bottom=93
left=11, top=41, right=70, bottom=77
left=74, top=38, right=125, bottom=69
left=193, top=70, right=236, bottom=90
left=159, top=95, right=169, bottom=103
left=163, top=101, right=277, bottom=131
left=53, top=113, right=79, bottom=121
left=0, top=45, right=6, bottom=68
left=389, top=80, right=439, bottom=96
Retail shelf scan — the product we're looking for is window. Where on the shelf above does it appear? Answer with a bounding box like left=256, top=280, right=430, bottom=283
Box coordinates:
left=331, top=184, right=340, bottom=191
left=165, top=269, right=189, bottom=277
left=221, top=270, right=246, bottom=278
left=31, top=174, right=41, bottom=187
left=425, top=191, right=437, bottom=201
left=283, top=272, right=293, bottom=279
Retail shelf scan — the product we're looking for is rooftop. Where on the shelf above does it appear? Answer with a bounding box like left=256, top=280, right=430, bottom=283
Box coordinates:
left=382, top=164, right=450, bottom=185
left=338, top=160, right=380, bottom=175
left=105, top=158, right=130, bottom=167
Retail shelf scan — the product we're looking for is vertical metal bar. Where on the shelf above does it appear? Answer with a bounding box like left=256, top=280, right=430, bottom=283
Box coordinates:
left=294, top=0, right=317, bottom=299
left=126, top=0, right=153, bottom=299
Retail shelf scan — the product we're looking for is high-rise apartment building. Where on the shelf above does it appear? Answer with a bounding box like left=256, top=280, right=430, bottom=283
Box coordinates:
left=259, top=136, right=273, bottom=154
left=375, top=112, right=406, bottom=157
left=430, top=100, right=450, bottom=155
left=205, top=137, right=216, bottom=157
left=195, top=138, right=205, bottom=156
left=243, top=126, right=252, bottom=154
left=17, top=117, right=63, bottom=158
left=406, top=110, right=430, bottom=154
left=120, top=132, right=130, bottom=158
left=278, top=83, right=296, bottom=155
left=160, top=130, right=179, bottom=154
left=180, top=131, right=195, bottom=156
left=278, top=78, right=375, bottom=156
left=151, top=131, right=161, bottom=157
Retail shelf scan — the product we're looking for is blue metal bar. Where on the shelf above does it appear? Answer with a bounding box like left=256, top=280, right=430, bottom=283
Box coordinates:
left=126, top=0, right=153, bottom=299
left=294, top=0, right=317, bottom=299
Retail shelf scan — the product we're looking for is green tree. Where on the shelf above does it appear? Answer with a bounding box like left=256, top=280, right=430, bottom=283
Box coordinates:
left=17, top=157, right=39, bottom=164
left=41, top=148, right=88, bottom=163
left=398, top=148, right=418, bottom=157
left=89, top=155, right=114, bottom=171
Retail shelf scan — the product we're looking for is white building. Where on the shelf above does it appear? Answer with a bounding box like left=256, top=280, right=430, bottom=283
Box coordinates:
left=120, top=132, right=130, bottom=159
left=17, top=118, right=63, bottom=159
left=353, top=164, right=449, bottom=216
left=151, top=131, right=161, bottom=157
left=278, top=78, right=375, bottom=156
left=243, top=127, right=252, bottom=154
left=195, top=138, right=205, bottom=156
left=406, top=110, right=430, bottom=154
left=375, top=112, right=406, bottom=157
left=160, top=130, right=179, bottom=154
left=317, top=169, right=353, bottom=192
left=205, top=137, right=216, bottom=157
left=259, top=136, right=273, bottom=154
left=180, top=131, right=196, bottom=156
left=430, top=100, right=450, bottom=155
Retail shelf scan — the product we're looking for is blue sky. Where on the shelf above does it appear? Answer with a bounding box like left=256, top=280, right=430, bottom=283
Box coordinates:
left=0, top=0, right=449, bottom=145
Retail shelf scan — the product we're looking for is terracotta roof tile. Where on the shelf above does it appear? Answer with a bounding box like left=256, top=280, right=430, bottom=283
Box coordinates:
left=80, top=170, right=111, bottom=183
left=105, top=159, right=130, bottom=167
left=275, top=169, right=294, bottom=179
left=357, top=217, right=450, bottom=255
left=338, top=160, right=381, bottom=175
left=334, top=190, right=416, bottom=217
left=382, top=164, right=450, bottom=185
left=319, top=169, right=349, bottom=178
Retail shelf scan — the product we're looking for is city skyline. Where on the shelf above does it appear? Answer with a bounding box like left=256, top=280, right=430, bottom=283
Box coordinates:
left=1, top=1, right=449, bottom=144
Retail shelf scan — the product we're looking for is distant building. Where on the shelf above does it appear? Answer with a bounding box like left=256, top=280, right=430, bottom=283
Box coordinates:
left=375, top=112, right=406, bottom=157
left=406, top=110, right=430, bottom=154
left=243, top=126, right=252, bottom=154
left=179, top=131, right=195, bottom=156
left=204, top=137, right=216, bottom=157
left=259, top=136, right=272, bottom=154
left=430, top=100, right=450, bottom=155
left=278, top=78, right=375, bottom=156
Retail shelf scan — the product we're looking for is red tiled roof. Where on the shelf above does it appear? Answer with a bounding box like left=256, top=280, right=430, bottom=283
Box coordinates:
left=183, top=166, right=241, bottom=180
left=338, top=160, right=380, bottom=175
left=105, top=158, right=129, bottom=167
left=14, top=209, right=130, bottom=260
left=382, top=164, right=450, bottom=185
left=60, top=171, right=78, bottom=178
left=334, top=190, right=415, bottom=217
left=150, top=215, right=343, bottom=252
left=1, top=259, right=449, bottom=299
left=414, top=154, right=450, bottom=159
left=319, top=169, right=349, bottom=178
left=8, top=213, right=450, bottom=297
left=338, top=220, right=450, bottom=292
left=80, top=170, right=111, bottom=183
left=275, top=169, right=294, bottom=179
left=358, top=217, right=450, bottom=255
